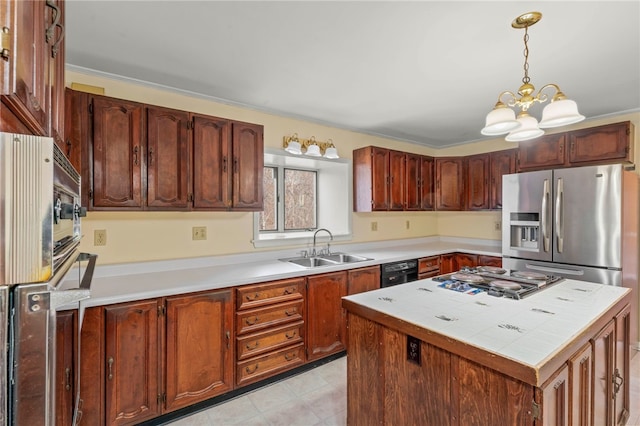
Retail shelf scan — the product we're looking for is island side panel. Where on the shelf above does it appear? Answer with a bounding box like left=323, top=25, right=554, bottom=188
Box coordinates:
left=382, top=327, right=451, bottom=425
left=346, top=313, right=383, bottom=425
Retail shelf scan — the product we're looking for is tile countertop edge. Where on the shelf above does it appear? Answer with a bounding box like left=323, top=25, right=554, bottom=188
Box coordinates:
left=57, top=236, right=501, bottom=310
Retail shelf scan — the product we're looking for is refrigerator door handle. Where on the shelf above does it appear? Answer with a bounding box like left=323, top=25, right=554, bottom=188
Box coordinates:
left=525, top=263, right=585, bottom=276
left=555, top=178, right=564, bottom=253
left=541, top=179, right=550, bottom=252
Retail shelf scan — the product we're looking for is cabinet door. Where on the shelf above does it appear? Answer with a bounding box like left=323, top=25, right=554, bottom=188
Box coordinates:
left=371, top=147, right=390, bottom=210
left=0, top=0, right=49, bottom=134
left=467, top=153, right=490, bottom=210
left=48, top=0, right=65, bottom=148
left=192, top=114, right=230, bottom=209
left=307, top=271, right=347, bottom=362
left=568, top=121, right=633, bottom=166
left=347, top=265, right=380, bottom=295
left=440, top=254, right=456, bottom=274
left=353, top=146, right=389, bottom=212
left=231, top=122, right=263, bottom=210
left=165, top=290, right=234, bottom=412
left=419, top=156, right=435, bottom=210
left=146, top=106, right=190, bottom=209
left=404, top=153, right=421, bottom=210
left=455, top=253, right=477, bottom=270
left=517, top=133, right=568, bottom=172
left=105, top=300, right=160, bottom=426
left=55, top=310, right=76, bottom=426
left=388, top=149, right=405, bottom=210
left=477, top=255, right=502, bottom=268
left=435, top=157, right=465, bottom=210
left=592, top=318, right=615, bottom=426
left=568, top=343, right=592, bottom=426
left=613, top=305, right=630, bottom=425
left=91, top=95, right=145, bottom=209
left=489, top=149, right=516, bottom=210
left=540, top=363, right=570, bottom=426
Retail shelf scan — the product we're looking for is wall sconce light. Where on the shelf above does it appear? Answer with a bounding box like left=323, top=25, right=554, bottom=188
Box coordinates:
left=283, top=134, right=340, bottom=159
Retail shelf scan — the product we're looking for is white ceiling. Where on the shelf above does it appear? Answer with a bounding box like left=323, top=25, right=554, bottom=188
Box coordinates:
left=64, top=1, right=640, bottom=148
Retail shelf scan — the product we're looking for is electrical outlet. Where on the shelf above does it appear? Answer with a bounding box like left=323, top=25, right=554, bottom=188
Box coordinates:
left=94, top=229, right=107, bottom=246
left=406, top=220, right=410, bottom=230
left=371, top=221, right=378, bottom=231
left=494, top=221, right=502, bottom=231
left=407, top=335, right=421, bottom=365
left=192, top=226, right=207, bottom=240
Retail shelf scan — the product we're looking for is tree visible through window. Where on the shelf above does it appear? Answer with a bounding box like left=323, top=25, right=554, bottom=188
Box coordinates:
left=259, top=167, right=317, bottom=232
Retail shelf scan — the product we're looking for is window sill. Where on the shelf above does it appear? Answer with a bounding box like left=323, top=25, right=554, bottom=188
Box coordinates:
left=252, top=232, right=352, bottom=249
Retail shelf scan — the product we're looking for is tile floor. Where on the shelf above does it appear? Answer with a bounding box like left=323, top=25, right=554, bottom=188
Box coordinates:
left=168, top=350, right=640, bottom=426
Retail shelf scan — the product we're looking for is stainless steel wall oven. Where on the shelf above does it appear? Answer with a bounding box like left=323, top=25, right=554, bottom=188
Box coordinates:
left=0, top=133, right=96, bottom=425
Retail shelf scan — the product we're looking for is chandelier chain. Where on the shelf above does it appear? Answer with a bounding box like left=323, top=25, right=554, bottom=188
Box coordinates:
left=522, top=26, right=530, bottom=85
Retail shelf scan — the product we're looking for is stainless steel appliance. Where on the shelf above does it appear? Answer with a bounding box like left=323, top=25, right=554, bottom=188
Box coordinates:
left=380, top=259, right=418, bottom=287
left=0, top=133, right=96, bottom=425
left=501, top=164, right=639, bottom=343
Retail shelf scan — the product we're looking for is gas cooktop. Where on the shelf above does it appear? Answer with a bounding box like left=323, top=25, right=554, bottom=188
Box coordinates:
left=434, top=266, right=564, bottom=300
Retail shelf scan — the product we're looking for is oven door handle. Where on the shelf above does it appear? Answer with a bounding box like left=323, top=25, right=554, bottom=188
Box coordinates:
left=50, top=253, right=97, bottom=309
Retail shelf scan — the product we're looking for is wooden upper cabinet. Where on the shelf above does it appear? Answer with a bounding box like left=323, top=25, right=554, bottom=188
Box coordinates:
left=231, top=122, right=264, bottom=210
left=0, top=0, right=48, bottom=134
left=405, top=153, right=421, bottom=210
left=388, top=149, right=405, bottom=210
left=517, top=133, right=568, bottom=172
left=164, top=290, right=234, bottom=413
left=91, top=95, right=145, bottom=209
left=489, top=149, right=516, bottom=210
left=353, top=146, right=390, bottom=211
left=146, top=106, right=191, bottom=209
left=435, top=157, right=465, bottom=211
left=48, top=0, right=66, bottom=148
left=420, top=156, right=435, bottom=210
left=466, top=153, right=490, bottom=210
left=192, top=114, right=230, bottom=209
left=105, top=300, right=161, bottom=426
left=568, top=121, right=633, bottom=166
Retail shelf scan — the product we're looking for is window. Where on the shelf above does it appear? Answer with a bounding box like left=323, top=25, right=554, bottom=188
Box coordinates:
left=253, top=149, right=352, bottom=248
left=259, top=167, right=317, bottom=232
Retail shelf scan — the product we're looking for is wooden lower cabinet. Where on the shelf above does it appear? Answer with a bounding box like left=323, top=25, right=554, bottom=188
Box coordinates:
left=418, top=256, right=440, bottom=279
left=478, top=254, right=502, bottom=267
left=55, top=310, right=77, bottom=426
left=347, top=265, right=380, bottom=295
left=79, top=289, right=233, bottom=425
left=539, top=363, right=570, bottom=426
left=307, top=271, right=348, bottom=362
left=568, top=343, right=592, bottom=426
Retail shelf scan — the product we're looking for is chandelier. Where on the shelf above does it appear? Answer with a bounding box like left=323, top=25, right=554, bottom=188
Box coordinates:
left=481, top=12, right=585, bottom=142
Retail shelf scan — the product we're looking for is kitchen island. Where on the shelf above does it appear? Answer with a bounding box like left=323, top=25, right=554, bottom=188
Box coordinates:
left=342, top=277, right=631, bottom=425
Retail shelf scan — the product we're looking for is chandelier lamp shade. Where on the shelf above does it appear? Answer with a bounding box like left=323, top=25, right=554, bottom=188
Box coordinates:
left=481, top=12, right=585, bottom=141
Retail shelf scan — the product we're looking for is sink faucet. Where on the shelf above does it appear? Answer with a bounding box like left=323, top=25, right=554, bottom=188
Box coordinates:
left=312, top=228, right=333, bottom=256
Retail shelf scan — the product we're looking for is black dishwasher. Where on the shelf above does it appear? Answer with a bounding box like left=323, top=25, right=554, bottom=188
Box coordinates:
left=380, top=259, right=418, bottom=287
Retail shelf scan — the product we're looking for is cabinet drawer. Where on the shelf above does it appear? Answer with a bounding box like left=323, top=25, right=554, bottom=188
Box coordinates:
left=236, top=343, right=305, bottom=387
left=418, top=271, right=440, bottom=280
left=236, top=278, right=305, bottom=310
left=236, top=299, right=304, bottom=335
left=236, top=321, right=304, bottom=361
left=418, top=256, right=440, bottom=274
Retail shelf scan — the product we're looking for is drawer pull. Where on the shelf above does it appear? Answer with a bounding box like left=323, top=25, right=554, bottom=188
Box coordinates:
left=285, top=331, right=297, bottom=339
left=245, top=293, right=260, bottom=301
left=283, top=287, right=296, bottom=295
left=245, top=364, right=259, bottom=374
left=284, top=352, right=296, bottom=361
left=284, top=309, right=296, bottom=316
left=245, top=316, right=260, bottom=325
left=64, top=367, right=71, bottom=391
left=245, top=341, right=259, bottom=350
left=107, top=357, right=114, bottom=380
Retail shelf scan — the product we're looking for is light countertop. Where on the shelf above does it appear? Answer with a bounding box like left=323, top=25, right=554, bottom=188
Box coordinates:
left=59, top=236, right=500, bottom=309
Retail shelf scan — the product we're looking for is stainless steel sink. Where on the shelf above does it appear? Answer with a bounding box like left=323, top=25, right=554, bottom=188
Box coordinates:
left=280, top=252, right=373, bottom=268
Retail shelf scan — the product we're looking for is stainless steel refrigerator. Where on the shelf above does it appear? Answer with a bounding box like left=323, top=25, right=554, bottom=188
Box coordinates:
left=502, top=163, right=639, bottom=345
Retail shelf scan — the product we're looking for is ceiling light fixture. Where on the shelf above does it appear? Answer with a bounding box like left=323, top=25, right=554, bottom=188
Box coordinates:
left=283, top=134, right=340, bottom=159
left=481, top=11, right=585, bottom=142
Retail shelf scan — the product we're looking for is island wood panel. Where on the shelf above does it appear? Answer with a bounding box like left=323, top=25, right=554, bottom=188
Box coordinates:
left=538, top=363, right=569, bottom=426
left=346, top=314, right=384, bottom=425
left=382, top=327, right=450, bottom=426
left=568, top=343, right=592, bottom=426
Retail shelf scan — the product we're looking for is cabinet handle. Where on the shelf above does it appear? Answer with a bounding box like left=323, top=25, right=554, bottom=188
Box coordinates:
left=226, top=331, right=230, bottom=350
left=245, top=293, right=260, bottom=301
left=233, top=157, right=238, bottom=173
left=65, top=139, right=72, bottom=157
left=245, top=316, right=259, bottom=325
left=613, top=368, right=624, bottom=395
left=283, top=287, right=296, bottom=295
left=245, top=364, right=259, bottom=374
left=133, top=146, right=139, bottom=166
left=285, top=331, right=297, bottom=339
left=50, top=22, right=64, bottom=58
left=223, top=156, right=227, bottom=172
left=245, top=341, right=259, bottom=350
left=284, top=352, right=296, bottom=361
left=284, top=309, right=296, bottom=316
left=45, top=0, right=60, bottom=43
left=64, top=367, right=71, bottom=391
left=148, top=147, right=153, bottom=166
left=107, top=357, right=114, bottom=380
